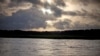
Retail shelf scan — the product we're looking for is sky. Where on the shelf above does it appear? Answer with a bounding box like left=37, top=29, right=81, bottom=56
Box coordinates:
left=0, top=0, right=100, bottom=31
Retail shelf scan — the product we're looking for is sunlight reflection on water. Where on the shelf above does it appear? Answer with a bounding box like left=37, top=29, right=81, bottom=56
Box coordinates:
left=0, top=38, right=100, bottom=56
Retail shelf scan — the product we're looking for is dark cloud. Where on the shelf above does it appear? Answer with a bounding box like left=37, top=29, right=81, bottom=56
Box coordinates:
left=0, top=0, right=66, bottom=16
left=79, top=0, right=100, bottom=3
left=88, top=0, right=100, bottom=3
left=55, top=0, right=66, bottom=7
left=11, top=0, right=40, bottom=3
left=0, top=0, right=33, bottom=16
left=72, top=21, right=100, bottom=30
left=0, top=0, right=100, bottom=31
left=0, top=0, right=4, bottom=2
left=63, top=11, right=78, bottom=16
left=26, top=0, right=42, bottom=5
left=78, top=0, right=100, bottom=6
left=0, top=8, right=51, bottom=30
left=54, top=19, right=72, bottom=29
left=51, top=5, right=63, bottom=17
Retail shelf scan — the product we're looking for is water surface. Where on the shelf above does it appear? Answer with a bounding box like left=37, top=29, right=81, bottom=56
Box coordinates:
left=0, top=38, right=100, bottom=56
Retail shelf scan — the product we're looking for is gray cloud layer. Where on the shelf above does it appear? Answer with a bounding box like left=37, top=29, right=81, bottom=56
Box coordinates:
left=0, top=0, right=33, bottom=16
left=0, top=0, right=100, bottom=31
left=0, top=7, right=56, bottom=30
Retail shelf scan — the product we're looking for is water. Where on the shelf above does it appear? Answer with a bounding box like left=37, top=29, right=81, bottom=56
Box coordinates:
left=0, top=38, right=100, bottom=56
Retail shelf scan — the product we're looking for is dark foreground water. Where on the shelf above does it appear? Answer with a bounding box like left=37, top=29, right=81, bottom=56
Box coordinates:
left=0, top=38, right=100, bottom=56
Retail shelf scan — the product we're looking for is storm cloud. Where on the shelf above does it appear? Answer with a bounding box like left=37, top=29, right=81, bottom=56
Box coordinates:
left=0, top=0, right=100, bottom=31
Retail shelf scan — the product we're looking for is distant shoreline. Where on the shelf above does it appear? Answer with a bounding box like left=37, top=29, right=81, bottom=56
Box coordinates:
left=0, top=29, right=100, bottom=39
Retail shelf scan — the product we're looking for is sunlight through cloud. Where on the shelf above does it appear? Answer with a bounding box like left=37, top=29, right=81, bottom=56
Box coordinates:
left=40, top=8, right=54, bottom=15
left=40, top=0, right=54, bottom=4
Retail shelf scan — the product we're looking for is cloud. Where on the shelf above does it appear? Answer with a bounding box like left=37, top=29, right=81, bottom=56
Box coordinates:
left=54, top=19, right=72, bottom=29
left=79, top=0, right=100, bottom=3
left=0, top=7, right=56, bottom=30
left=71, top=20, right=100, bottom=30
left=0, top=0, right=100, bottom=31
left=54, top=0, right=66, bottom=7
left=0, top=0, right=33, bottom=16
left=0, top=0, right=67, bottom=16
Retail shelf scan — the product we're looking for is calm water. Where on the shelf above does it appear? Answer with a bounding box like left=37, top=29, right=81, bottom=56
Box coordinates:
left=0, top=38, right=100, bottom=56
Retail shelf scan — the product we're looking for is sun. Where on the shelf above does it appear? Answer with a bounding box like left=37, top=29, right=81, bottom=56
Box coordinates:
left=39, top=0, right=54, bottom=15
left=40, top=0, right=53, bottom=4
left=40, top=8, right=53, bottom=15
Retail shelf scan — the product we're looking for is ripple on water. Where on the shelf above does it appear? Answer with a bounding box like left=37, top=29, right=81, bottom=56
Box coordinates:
left=0, top=38, right=100, bottom=56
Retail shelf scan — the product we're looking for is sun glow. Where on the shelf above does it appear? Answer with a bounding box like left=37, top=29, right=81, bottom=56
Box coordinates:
left=47, top=0, right=53, bottom=4
left=40, top=0, right=54, bottom=4
left=46, top=20, right=54, bottom=26
left=40, top=8, right=53, bottom=15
